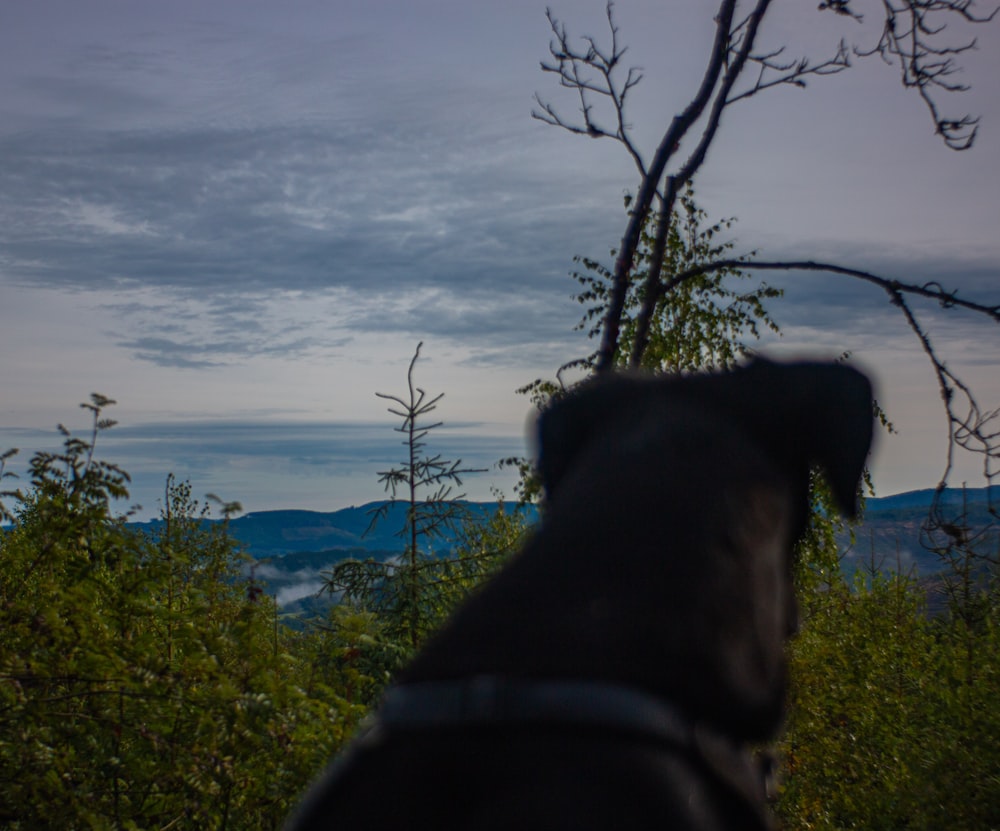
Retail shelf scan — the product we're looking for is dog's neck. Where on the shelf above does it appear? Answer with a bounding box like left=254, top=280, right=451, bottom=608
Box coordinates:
left=365, top=675, right=775, bottom=829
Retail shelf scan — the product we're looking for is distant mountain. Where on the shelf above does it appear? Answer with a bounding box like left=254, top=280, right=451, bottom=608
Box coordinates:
left=130, top=500, right=539, bottom=558
left=248, top=546, right=379, bottom=616
left=840, top=485, right=998, bottom=577
left=128, top=488, right=995, bottom=612
left=865, top=485, right=1000, bottom=515
left=195, top=486, right=994, bottom=560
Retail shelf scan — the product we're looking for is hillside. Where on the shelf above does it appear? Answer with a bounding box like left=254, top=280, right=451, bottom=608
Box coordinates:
left=129, top=488, right=996, bottom=611
left=130, top=501, right=540, bottom=615
left=839, top=485, right=999, bottom=576
left=131, top=500, right=539, bottom=558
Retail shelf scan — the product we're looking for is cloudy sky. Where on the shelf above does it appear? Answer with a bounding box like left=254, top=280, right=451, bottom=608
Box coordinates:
left=1, top=0, right=998, bottom=521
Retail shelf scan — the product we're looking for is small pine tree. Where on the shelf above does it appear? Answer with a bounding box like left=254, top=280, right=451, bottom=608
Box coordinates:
left=323, top=344, right=525, bottom=664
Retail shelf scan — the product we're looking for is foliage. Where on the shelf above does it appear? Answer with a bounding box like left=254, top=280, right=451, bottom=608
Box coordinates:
left=773, top=469, right=1000, bottom=829
left=511, top=185, right=781, bottom=503
left=320, top=502, right=528, bottom=704
left=520, top=185, right=780, bottom=414
left=0, top=399, right=370, bottom=829
left=777, top=558, right=1000, bottom=830
left=573, top=185, right=781, bottom=373
left=2, top=390, right=997, bottom=828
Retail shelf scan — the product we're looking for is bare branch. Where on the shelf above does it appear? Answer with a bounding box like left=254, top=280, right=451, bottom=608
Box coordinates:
left=651, top=259, right=1000, bottom=322
left=534, top=1, right=998, bottom=374
left=629, top=0, right=776, bottom=367
left=532, top=3, right=647, bottom=176
left=593, top=0, right=746, bottom=373
left=643, top=256, right=999, bottom=497
left=889, top=287, right=999, bottom=495
left=849, top=0, right=999, bottom=149
left=727, top=40, right=852, bottom=105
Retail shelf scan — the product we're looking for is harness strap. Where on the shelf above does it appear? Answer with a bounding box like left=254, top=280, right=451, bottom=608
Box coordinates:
left=376, top=676, right=695, bottom=749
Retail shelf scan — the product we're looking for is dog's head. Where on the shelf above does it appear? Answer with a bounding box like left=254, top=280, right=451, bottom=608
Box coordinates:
left=538, top=358, right=873, bottom=528
left=533, top=358, right=874, bottom=738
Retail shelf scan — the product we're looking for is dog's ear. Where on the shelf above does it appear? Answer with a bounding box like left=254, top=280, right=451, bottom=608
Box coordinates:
left=535, top=385, right=604, bottom=497
left=535, top=376, right=645, bottom=497
left=762, top=361, right=874, bottom=519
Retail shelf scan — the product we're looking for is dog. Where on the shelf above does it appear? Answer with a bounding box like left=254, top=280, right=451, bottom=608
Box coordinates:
left=287, top=358, right=874, bottom=830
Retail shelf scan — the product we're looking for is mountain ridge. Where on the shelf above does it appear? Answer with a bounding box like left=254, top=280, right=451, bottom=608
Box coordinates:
left=126, top=486, right=998, bottom=569
left=131, top=500, right=539, bottom=558
left=128, top=487, right=993, bottom=613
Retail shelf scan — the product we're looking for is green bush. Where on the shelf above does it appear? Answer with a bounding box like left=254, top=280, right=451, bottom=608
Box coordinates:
left=0, top=398, right=368, bottom=829
left=776, top=563, right=1000, bottom=829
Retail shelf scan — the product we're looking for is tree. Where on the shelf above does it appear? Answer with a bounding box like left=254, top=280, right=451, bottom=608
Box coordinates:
left=323, top=343, right=525, bottom=663
left=511, top=182, right=783, bottom=503
left=531, top=183, right=780, bottom=385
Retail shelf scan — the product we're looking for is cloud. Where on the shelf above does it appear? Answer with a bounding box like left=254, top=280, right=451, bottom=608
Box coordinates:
left=0, top=92, right=615, bottom=291
left=0, top=100, right=611, bottom=373
left=1, top=0, right=996, bottom=521
left=7, top=2, right=992, bottom=379
left=275, top=581, right=326, bottom=607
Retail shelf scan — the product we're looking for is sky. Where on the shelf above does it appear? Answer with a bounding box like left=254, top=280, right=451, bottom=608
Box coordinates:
left=1, top=0, right=998, bottom=522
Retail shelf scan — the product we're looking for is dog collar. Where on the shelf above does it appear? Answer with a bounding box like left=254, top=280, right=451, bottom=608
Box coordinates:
left=375, top=675, right=696, bottom=748
left=344, top=676, right=774, bottom=828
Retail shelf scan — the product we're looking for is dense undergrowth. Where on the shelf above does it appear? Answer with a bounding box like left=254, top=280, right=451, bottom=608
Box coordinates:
left=1, top=398, right=997, bottom=829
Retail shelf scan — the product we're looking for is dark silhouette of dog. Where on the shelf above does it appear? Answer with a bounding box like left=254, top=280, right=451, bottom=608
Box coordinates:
left=287, top=358, right=874, bottom=831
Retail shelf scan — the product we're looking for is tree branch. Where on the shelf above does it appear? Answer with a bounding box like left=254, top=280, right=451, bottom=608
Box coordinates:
left=646, top=256, right=999, bottom=500
left=591, top=0, right=745, bottom=373
left=535, top=2, right=996, bottom=373
left=532, top=3, right=647, bottom=177
left=629, top=0, right=776, bottom=367
left=850, top=0, right=999, bottom=149
left=652, top=259, right=1000, bottom=322
left=727, top=40, right=852, bottom=105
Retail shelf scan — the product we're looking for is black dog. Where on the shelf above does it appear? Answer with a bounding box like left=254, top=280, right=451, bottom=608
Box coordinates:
left=287, top=359, right=873, bottom=830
